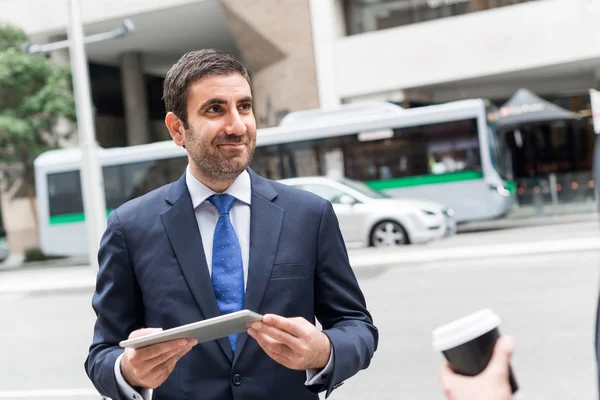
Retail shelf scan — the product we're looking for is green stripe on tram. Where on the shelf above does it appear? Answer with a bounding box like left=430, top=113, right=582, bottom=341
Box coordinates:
left=365, top=170, right=484, bottom=190
left=49, top=209, right=114, bottom=225
left=505, top=180, right=517, bottom=194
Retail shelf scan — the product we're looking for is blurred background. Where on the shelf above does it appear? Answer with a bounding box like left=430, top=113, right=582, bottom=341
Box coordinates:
left=0, top=0, right=599, bottom=399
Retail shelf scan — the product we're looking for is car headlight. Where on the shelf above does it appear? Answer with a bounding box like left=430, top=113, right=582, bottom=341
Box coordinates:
left=443, top=207, right=454, bottom=217
left=421, top=209, right=436, bottom=216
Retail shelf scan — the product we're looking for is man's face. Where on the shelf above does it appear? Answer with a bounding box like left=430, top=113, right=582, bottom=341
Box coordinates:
left=182, top=73, right=256, bottom=182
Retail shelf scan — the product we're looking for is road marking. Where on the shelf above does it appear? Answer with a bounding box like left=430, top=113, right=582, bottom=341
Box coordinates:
left=0, top=389, right=100, bottom=398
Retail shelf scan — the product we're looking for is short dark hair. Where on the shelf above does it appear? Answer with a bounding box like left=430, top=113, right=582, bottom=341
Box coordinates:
left=163, top=49, right=250, bottom=128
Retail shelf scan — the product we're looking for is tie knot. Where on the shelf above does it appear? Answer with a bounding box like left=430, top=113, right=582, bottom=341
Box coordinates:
left=209, top=194, right=237, bottom=215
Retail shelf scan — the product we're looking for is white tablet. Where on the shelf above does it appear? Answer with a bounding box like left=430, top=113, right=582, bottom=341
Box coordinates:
left=119, top=310, right=263, bottom=349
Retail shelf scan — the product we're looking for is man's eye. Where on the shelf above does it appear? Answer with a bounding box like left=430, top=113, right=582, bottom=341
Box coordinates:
left=239, top=103, right=252, bottom=111
left=207, top=106, right=221, bottom=113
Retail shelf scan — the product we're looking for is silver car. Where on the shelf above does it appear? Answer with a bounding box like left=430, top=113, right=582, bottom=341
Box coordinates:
left=278, top=176, right=456, bottom=248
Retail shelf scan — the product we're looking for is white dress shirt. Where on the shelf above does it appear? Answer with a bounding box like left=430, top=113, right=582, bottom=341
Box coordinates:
left=115, top=167, right=333, bottom=399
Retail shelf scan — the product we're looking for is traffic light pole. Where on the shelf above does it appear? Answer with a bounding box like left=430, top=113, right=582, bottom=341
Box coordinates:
left=66, top=0, right=107, bottom=269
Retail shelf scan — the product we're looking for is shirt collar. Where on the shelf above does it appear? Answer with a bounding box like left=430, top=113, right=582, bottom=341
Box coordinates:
left=185, top=165, right=252, bottom=209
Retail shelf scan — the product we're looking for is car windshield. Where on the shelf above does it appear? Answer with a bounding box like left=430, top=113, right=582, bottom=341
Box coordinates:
left=486, top=104, right=509, bottom=180
left=337, top=178, right=390, bottom=199
left=488, top=123, right=510, bottom=180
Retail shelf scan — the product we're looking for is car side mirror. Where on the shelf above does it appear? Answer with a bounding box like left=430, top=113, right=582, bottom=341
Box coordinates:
left=338, top=194, right=357, bottom=205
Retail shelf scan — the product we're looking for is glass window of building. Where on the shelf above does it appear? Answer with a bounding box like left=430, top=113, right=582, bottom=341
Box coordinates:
left=345, top=0, right=540, bottom=34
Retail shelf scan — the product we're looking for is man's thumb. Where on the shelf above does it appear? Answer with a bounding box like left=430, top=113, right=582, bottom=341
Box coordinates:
left=486, top=335, right=515, bottom=375
left=129, top=327, right=163, bottom=339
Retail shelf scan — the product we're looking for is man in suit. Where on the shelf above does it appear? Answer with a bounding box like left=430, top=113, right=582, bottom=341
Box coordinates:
left=85, top=49, right=378, bottom=400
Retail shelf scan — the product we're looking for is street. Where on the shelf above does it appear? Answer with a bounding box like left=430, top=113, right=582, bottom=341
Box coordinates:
left=1, top=220, right=599, bottom=399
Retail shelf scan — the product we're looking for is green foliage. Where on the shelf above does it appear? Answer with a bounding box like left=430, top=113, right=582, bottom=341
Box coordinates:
left=24, top=247, right=64, bottom=263
left=0, top=24, right=27, bottom=52
left=0, top=23, right=76, bottom=196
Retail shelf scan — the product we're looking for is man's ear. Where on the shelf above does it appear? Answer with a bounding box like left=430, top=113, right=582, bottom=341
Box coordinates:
left=165, top=112, right=185, bottom=147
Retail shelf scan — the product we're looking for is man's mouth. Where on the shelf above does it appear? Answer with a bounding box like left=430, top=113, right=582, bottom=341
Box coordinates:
left=219, top=142, right=246, bottom=148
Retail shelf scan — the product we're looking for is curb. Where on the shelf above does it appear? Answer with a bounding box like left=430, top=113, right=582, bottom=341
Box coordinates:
left=456, top=213, right=598, bottom=233
left=1, top=237, right=599, bottom=295
left=0, top=257, right=87, bottom=273
left=349, top=236, right=600, bottom=269
left=1, top=214, right=595, bottom=273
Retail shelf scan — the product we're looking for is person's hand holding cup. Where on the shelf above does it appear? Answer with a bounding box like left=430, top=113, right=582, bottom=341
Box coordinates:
left=432, top=309, right=518, bottom=400
left=439, top=335, right=515, bottom=400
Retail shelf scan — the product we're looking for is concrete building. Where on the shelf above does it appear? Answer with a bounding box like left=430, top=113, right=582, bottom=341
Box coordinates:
left=0, top=0, right=597, bottom=253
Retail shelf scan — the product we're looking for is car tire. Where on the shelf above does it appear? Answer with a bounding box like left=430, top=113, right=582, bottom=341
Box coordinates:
left=369, top=220, right=409, bottom=247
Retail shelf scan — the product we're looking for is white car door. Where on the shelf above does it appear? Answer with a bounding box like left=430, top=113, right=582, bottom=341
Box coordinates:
left=296, top=183, right=367, bottom=244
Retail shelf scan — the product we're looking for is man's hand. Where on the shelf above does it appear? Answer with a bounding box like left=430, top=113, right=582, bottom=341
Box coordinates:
left=439, top=336, right=515, bottom=400
left=247, top=314, right=331, bottom=370
left=120, top=328, right=198, bottom=389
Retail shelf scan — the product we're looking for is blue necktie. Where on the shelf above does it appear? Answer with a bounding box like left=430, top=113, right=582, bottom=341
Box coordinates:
left=208, top=194, right=244, bottom=352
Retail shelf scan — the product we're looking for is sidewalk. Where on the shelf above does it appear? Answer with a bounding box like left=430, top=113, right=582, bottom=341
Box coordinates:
left=0, top=263, right=94, bottom=294
left=0, top=254, right=87, bottom=272
left=457, top=211, right=597, bottom=233
left=2, top=234, right=599, bottom=295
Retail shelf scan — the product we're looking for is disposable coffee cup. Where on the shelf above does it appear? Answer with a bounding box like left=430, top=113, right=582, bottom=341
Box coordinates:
left=432, top=308, right=518, bottom=393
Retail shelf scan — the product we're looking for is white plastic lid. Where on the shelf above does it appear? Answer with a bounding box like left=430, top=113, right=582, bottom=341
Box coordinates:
left=432, top=308, right=501, bottom=352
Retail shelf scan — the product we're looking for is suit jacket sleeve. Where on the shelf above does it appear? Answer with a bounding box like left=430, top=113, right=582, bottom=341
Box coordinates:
left=85, top=210, right=145, bottom=400
left=312, top=200, right=379, bottom=397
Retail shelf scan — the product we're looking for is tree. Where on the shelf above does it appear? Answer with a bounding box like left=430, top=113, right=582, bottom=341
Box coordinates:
left=0, top=23, right=76, bottom=229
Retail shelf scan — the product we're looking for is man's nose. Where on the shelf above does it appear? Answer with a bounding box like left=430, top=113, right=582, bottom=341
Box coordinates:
left=225, top=110, right=246, bottom=136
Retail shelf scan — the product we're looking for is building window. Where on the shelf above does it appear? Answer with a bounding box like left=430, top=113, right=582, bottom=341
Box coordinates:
left=345, top=0, right=540, bottom=34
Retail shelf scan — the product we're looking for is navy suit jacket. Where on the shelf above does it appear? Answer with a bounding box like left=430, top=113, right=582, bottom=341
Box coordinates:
left=85, top=169, right=378, bottom=400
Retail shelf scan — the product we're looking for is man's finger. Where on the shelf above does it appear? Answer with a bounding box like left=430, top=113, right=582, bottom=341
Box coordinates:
left=250, top=322, right=302, bottom=349
left=261, top=347, right=294, bottom=368
left=261, top=314, right=306, bottom=338
left=249, top=329, right=295, bottom=366
left=438, top=361, right=456, bottom=384
left=248, top=328, right=286, bottom=349
left=248, top=328, right=293, bottom=357
left=136, top=338, right=195, bottom=361
left=164, top=346, right=192, bottom=372
left=485, top=336, right=515, bottom=376
left=148, top=346, right=192, bottom=382
left=129, top=328, right=163, bottom=339
left=143, top=341, right=194, bottom=370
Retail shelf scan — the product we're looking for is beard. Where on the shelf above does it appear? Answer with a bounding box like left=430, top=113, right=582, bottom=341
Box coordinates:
left=185, top=127, right=256, bottom=182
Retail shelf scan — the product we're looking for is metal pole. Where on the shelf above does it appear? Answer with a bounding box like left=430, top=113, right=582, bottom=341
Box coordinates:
left=67, top=0, right=107, bottom=269
left=594, top=137, right=600, bottom=212
left=24, top=19, right=134, bottom=54
left=592, top=89, right=600, bottom=212
left=549, top=172, right=558, bottom=214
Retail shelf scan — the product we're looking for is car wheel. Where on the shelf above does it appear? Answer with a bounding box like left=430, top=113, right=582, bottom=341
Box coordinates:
left=369, top=220, right=409, bottom=247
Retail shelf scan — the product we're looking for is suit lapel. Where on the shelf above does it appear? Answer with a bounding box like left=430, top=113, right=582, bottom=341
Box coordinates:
left=234, top=170, right=283, bottom=364
left=160, top=175, right=234, bottom=361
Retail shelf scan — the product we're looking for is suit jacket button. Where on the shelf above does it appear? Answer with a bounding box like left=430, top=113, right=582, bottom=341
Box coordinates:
left=232, top=373, right=243, bottom=386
